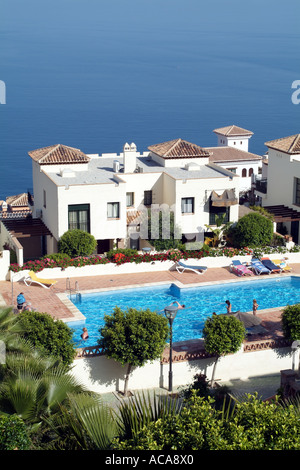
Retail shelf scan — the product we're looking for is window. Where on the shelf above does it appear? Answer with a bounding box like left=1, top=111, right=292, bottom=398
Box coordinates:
left=43, top=190, right=46, bottom=208
left=226, top=168, right=237, bottom=174
left=181, top=197, right=194, bottom=214
left=126, top=192, right=134, bottom=207
left=248, top=168, right=253, bottom=177
left=209, top=205, right=229, bottom=225
left=242, top=168, right=247, bottom=177
left=68, top=204, right=90, bottom=232
left=107, top=202, right=120, bottom=218
left=294, top=178, right=300, bottom=205
left=144, top=190, right=152, bottom=206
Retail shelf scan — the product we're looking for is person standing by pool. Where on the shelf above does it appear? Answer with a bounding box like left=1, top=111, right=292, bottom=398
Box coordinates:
left=253, top=299, right=258, bottom=316
left=225, top=300, right=231, bottom=314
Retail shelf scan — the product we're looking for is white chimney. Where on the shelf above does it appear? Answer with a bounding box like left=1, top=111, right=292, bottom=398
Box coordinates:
left=113, top=160, right=120, bottom=172
left=123, top=142, right=138, bottom=173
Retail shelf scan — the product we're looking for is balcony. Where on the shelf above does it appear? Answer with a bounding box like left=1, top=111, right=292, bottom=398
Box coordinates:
left=254, top=178, right=267, bottom=194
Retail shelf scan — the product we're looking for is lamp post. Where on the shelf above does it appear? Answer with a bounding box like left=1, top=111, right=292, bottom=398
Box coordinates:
left=164, top=305, right=178, bottom=393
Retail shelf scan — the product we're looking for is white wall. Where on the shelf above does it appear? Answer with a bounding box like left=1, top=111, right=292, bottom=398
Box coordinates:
left=0, top=250, right=10, bottom=280
left=70, top=345, right=293, bottom=394
left=264, top=148, right=299, bottom=207
left=216, top=135, right=251, bottom=152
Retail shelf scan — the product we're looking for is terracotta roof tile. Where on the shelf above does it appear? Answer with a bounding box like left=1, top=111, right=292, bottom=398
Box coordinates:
left=148, top=138, right=209, bottom=159
left=28, top=144, right=90, bottom=165
left=205, top=146, right=261, bottom=162
left=6, top=193, right=29, bottom=207
left=213, top=125, right=253, bottom=137
left=265, top=134, right=300, bottom=155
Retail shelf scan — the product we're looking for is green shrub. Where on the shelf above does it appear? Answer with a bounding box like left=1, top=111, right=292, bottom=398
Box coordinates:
left=282, top=304, right=300, bottom=341
left=43, top=252, right=71, bottom=261
left=106, top=248, right=138, bottom=259
left=230, top=212, right=273, bottom=248
left=19, top=311, right=76, bottom=366
left=58, top=229, right=97, bottom=257
left=0, top=415, right=31, bottom=450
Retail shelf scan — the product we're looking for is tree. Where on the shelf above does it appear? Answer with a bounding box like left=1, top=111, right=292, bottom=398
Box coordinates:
left=0, top=415, right=31, bottom=450
left=230, top=212, right=273, bottom=248
left=113, top=393, right=300, bottom=450
left=98, top=307, right=169, bottom=396
left=202, top=314, right=245, bottom=387
left=205, top=213, right=232, bottom=247
left=58, top=229, right=97, bottom=257
left=281, top=304, right=300, bottom=341
left=19, top=311, right=76, bottom=366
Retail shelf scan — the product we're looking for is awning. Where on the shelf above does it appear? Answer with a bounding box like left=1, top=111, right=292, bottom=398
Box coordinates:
left=264, top=205, right=300, bottom=222
left=211, top=189, right=238, bottom=207
left=1, top=218, right=53, bottom=238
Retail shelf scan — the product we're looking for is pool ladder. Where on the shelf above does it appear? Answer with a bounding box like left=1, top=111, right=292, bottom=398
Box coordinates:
left=66, top=278, right=81, bottom=302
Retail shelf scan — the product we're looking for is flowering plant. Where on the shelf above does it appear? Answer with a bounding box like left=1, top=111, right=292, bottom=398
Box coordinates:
left=8, top=244, right=300, bottom=273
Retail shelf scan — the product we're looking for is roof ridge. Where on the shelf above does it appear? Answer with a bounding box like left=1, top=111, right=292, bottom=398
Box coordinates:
left=165, top=138, right=181, bottom=156
left=291, top=134, right=300, bottom=152
left=39, top=144, right=60, bottom=163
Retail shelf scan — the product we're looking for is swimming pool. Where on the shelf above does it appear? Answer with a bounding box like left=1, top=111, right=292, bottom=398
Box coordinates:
left=68, top=276, right=300, bottom=348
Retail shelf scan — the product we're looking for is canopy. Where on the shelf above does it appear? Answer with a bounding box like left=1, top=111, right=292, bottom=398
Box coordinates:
left=211, top=189, right=238, bottom=207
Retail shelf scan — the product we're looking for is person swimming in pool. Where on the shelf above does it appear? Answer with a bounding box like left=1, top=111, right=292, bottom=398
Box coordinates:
left=170, top=300, right=185, bottom=309
left=81, top=327, right=89, bottom=340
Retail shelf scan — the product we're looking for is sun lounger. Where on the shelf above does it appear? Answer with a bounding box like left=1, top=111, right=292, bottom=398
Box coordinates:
left=261, top=257, right=282, bottom=274
left=176, top=259, right=207, bottom=275
left=250, top=258, right=271, bottom=275
left=272, top=259, right=292, bottom=272
left=24, top=270, right=58, bottom=289
left=230, top=260, right=253, bottom=277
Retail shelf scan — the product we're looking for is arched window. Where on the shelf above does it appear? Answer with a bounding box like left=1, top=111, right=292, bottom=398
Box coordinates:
left=242, top=168, right=247, bottom=177
left=248, top=168, right=253, bottom=177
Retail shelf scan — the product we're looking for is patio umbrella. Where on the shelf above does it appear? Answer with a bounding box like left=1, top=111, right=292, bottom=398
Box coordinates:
left=230, top=311, right=262, bottom=328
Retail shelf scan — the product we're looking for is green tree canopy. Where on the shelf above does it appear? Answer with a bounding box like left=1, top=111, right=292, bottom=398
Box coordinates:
left=281, top=304, right=300, bottom=341
left=113, top=393, right=300, bottom=450
left=98, top=307, right=169, bottom=395
left=203, top=314, right=246, bottom=386
left=58, top=229, right=97, bottom=257
left=229, top=212, right=273, bottom=248
left=19, top=311, right=76, bottom=366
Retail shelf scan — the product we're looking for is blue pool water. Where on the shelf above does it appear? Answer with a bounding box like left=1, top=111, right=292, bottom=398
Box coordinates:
left=68, top=276, right=300, bottom=348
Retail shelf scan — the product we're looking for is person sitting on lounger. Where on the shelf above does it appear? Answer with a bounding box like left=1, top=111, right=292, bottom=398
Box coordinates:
left=17, top=292, right=32, bottom=312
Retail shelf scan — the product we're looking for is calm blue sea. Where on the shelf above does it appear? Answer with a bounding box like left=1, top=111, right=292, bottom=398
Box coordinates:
left=0, top=0, right=299, bottom=200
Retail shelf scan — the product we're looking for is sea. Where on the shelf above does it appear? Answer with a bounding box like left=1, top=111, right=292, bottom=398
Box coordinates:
left=0, top=0, right=299, bottom=201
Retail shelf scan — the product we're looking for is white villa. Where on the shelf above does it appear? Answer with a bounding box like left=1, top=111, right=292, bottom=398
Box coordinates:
left=0, top=125, right=263, bottom=261
left=206, top=125, right=262, bottom=193
left=255, top=133, right=300, bottom=244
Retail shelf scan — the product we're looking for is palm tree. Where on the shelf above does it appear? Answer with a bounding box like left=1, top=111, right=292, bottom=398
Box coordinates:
left=205, top=213, right=232, bottom=247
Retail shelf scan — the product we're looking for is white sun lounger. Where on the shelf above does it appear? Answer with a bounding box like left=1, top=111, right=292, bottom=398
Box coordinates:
left=176, top=259, right=207, bottom=275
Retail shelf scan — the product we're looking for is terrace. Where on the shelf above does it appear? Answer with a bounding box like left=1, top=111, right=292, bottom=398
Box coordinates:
left=0, top=263, right=297, bottom=362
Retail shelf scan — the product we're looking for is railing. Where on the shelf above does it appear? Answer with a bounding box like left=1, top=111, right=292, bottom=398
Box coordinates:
left=0, top=210, right=32, bottom=220
left=255, top=178, right=268, bottom=194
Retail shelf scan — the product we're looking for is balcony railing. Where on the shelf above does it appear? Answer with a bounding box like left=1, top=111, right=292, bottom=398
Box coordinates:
left=255, top=178, right=267, bottom=194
